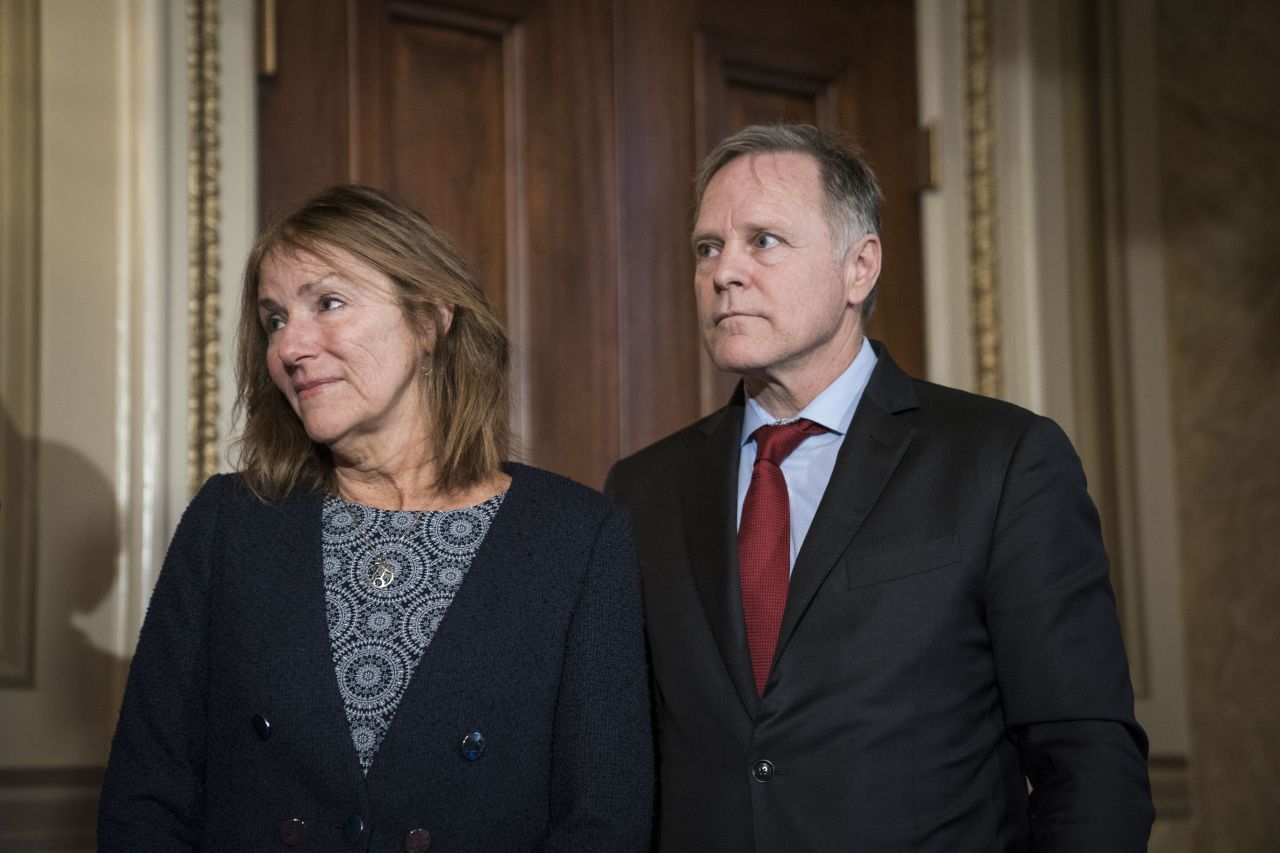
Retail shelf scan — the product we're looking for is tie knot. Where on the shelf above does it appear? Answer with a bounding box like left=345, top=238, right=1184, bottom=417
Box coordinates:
left=751, top=418, right=826, bottom=466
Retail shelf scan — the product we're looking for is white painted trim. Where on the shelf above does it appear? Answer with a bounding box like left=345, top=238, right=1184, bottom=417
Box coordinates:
left=49, top=0, right=177, bottom=666
left=218, top=0, right=259, bottom=474
left=991, top=0, right=1057, bottom=420
left=165, top=1, right=191, bottom=533
left=1116, top=0, right=1190, bottom=756
left=916, top=0, right=974, bottom=391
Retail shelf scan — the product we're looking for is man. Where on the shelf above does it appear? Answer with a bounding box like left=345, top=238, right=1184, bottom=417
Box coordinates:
left=606, top=124, right=1154, bottom=851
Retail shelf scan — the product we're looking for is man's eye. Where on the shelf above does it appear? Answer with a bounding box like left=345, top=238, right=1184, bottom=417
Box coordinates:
left=695, top=243, right=720, bottom=259
left=754, top=233, right=780, bottom=249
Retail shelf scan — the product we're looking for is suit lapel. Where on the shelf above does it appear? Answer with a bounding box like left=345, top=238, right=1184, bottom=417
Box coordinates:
left=771, top=345, right=919, bottom=672
left=680, top=393, right=759, bottom=714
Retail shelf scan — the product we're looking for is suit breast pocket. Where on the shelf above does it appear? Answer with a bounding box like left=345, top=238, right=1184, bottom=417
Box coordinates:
left=844, top=533, right=962, bottom=589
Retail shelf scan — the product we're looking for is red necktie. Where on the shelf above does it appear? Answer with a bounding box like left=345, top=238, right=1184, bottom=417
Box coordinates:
left=738, top=418, right=826, bottom=696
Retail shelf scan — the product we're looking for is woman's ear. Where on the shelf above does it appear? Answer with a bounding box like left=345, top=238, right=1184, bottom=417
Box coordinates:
left=435, top=303, right=455, bottom=337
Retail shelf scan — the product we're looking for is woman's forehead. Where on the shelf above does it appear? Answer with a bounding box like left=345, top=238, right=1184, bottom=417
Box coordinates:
left=261, top=242, right=393, bottom=294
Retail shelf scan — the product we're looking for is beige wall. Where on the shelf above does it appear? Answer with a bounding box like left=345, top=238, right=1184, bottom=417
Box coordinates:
left=0, top=1, right=254, bottom=848
left=3, top=0, right=126, bottom=762
left=1158, top=0, right=1280, bottom=849
left=1, top=1, right=132, bottom=847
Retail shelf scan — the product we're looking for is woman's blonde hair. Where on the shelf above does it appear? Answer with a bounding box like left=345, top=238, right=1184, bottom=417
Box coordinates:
left=233, top=184, right=510, bottom=501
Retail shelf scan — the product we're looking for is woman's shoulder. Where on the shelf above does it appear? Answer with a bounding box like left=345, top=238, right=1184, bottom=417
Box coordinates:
left=504, top=462, right=606, bottom=499
left=497, top=464, right=634, bottom=572
left=183, top=472, right=321, bottom=524
left=502, top=462, right=618, bottom=521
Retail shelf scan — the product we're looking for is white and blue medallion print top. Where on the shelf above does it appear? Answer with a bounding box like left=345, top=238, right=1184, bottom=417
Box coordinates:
left=321, top=492, right=505, bottom=773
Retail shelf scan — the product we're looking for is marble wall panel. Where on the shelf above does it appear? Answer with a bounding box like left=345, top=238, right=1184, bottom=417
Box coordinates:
left=1158, top=0, right=1280, bottom=849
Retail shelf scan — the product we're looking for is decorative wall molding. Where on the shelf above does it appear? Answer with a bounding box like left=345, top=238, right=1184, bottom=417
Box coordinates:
left=1149, top=755, right=1192, bottom=821
left=187, top=0, right=222, bottom=493
left=0, top=0, right=40, bottom=688
left=1107, top=0, right=1191, bottom=757
left=1083, top=0, right=1151, bottom=696
left=0, top=766, right=101, bottom=852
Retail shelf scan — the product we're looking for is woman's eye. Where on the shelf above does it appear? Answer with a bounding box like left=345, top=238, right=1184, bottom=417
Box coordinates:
left=754, top=233, right=780, bottom=249
left=263, top=315, right=285, bottom=333
left=320, top=296, right=345, bottom=311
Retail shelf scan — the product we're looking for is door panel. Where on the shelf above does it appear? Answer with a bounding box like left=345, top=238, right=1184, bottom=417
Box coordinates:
left=259, top=0, right=923, bottom=487
left=362, top=8, right=510, bottom=314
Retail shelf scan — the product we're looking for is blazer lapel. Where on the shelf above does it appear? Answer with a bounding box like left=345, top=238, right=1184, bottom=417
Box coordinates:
left=366, top=466, right=532, bottom=790
left=771, top=345, right=920, bottom=671
left=267, top=490, right=369, bottom=787
left=680, top=392, right=759, bottom=714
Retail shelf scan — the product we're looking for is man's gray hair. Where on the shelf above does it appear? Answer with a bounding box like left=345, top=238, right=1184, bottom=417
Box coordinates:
left=693, top=123, right=884, bottom=321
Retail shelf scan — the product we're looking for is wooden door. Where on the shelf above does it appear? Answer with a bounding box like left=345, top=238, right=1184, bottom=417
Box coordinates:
left=259, top=0, right=924, bottom=488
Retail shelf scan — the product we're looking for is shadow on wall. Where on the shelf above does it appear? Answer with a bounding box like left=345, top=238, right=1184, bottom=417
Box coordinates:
left=1, top=403, right=126, bottom=852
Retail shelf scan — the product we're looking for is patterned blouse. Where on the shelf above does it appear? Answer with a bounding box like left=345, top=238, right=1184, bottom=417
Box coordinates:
left=321, top=493, right=505, bottom=772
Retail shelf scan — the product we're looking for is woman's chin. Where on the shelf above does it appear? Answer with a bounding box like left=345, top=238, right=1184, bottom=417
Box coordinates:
left=299, top=420, right=345, bottom=450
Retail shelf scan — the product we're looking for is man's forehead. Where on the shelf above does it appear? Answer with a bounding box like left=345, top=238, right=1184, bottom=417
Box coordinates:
left=738, top=150, right=819, bottom=182
left=719, top=151, right=818, bottom=189
left=697, top=152, right=824, bottom=221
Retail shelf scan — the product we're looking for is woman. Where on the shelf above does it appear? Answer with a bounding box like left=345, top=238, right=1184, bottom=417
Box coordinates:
left=99, top=185, right=652, bottom=851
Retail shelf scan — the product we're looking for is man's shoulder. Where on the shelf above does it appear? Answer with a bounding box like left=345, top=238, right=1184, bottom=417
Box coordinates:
left=854, top=340, right=1040, bottom=439
left=907, top=376, right=1038, bottom=427
left=616, top=408, right=728, bottom=469
left=606, top=406, right=734, bottom=503
left=897, top=376, right=1083, bottom=473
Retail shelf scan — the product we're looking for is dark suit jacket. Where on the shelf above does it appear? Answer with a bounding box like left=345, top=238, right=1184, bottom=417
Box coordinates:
left=99, top=463, right=652, bottom=852
left=606, top=342, right=1153, bottom=852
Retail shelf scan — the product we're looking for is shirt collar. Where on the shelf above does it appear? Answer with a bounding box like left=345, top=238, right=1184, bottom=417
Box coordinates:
left=741, top=336, right=878, bottom=445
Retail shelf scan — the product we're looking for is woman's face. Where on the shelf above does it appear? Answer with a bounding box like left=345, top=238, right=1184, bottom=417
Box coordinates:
left=257, top=246, right=432, bottom=464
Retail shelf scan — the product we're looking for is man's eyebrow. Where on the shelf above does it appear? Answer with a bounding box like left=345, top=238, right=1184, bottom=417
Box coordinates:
left=690, top=229, right=719, bottom=249
left=691, top=220, right=781, bottom=247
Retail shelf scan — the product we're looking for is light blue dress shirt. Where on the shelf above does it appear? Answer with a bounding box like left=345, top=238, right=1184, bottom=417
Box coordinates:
left=736, top=337, right=878, bottom=573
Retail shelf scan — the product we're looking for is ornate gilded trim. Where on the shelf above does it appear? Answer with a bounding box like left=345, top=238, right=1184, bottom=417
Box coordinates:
left=187, top=0, right=221, bottom=493
left=965, top=0, right=1001, bottom=397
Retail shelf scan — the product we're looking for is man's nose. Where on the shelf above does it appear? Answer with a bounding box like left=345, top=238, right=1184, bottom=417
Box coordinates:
left=711, top=242, right=748, bottom=291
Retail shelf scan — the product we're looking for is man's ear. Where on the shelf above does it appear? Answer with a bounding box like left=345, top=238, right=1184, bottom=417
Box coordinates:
left=843, top=233, right=882, bottom=308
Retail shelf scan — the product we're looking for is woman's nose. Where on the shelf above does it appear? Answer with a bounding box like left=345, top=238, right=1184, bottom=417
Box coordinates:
left=273, top=317, right=317, bottom=365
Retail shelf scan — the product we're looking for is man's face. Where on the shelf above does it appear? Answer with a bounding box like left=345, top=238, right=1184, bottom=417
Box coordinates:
left=692, top=152, right=873, bottom=391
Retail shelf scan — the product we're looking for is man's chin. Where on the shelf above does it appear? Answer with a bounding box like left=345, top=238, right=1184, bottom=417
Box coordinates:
left=708, top=352, right=769, bottom=379
left=702, top=338, right=754, bottom=372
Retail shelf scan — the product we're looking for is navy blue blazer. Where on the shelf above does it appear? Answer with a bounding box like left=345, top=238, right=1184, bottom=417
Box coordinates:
left=100, top=463, right=652, bottom=851
left=606, top=342, right=1152, bottom=852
